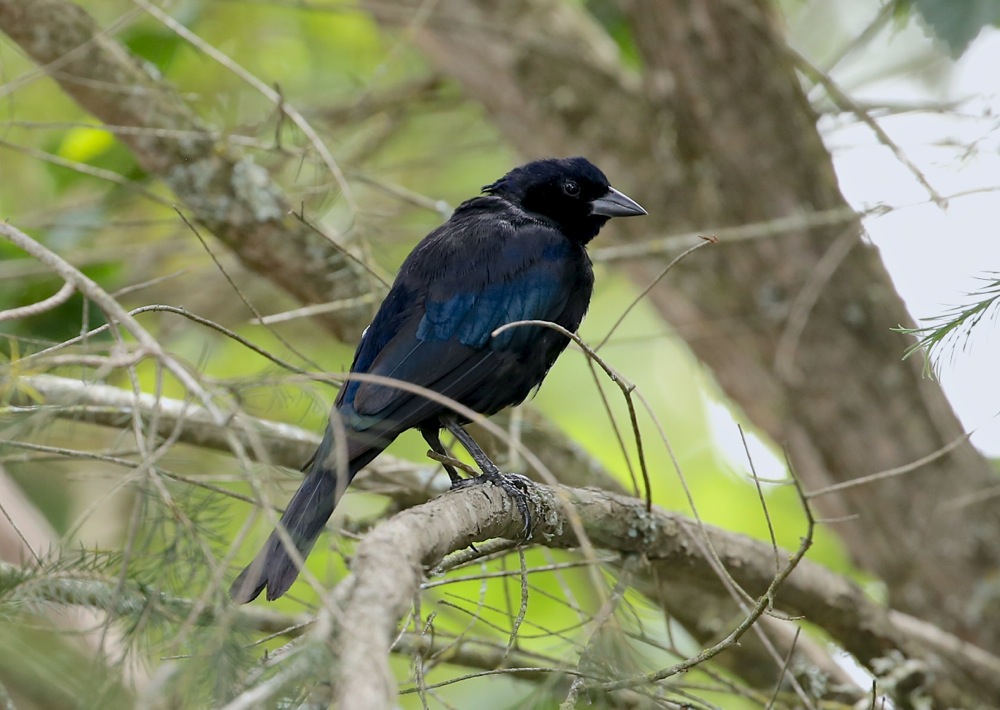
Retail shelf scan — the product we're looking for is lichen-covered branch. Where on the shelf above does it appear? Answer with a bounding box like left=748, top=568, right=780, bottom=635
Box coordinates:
left=330, top=482, right=998, bottom=708
left=0, top=0, right=372, bottom=341
left=8, top=372, right=998, bottom=706
left=363, top=0, right=1000, bottom=654
left=7, top=371, right=853, bottom=694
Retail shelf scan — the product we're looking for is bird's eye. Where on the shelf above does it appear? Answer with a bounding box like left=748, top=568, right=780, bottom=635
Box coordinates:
left=562, top=180, right=580, bottom=197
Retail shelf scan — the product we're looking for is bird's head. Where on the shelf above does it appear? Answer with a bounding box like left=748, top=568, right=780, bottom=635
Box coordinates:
left=483, top=157, right=646, bottom=244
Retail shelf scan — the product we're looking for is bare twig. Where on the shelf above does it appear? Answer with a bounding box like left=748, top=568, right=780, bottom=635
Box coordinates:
left=326, top=481, right=992, bottom=708
left=596, top=235, right=717, bottom=350
left=0, top=281, right=75, bottom=322
left=559, top=553, right=642, bottom=708
left=595, top=471, right=814, bottom=694
left=773, top=226, right=858, bottom=381
left=589, top=207, right=860, bottom=263
left=0, top=0, right=373, bottom=340
left=131, top=0, right=356, bottom=213
left=806, top=431, right=973, bottom=499
left=492, top=319, right=653, bottom=512
left=792, top=48, right=947, bottom=209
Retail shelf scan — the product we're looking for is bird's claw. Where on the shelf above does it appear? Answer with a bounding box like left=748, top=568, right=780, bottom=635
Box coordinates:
left=451, top=471, right=533, bottom=537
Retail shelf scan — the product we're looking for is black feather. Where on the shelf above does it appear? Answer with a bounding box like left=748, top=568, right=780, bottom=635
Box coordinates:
left=230, top=157, right=645, bottom=603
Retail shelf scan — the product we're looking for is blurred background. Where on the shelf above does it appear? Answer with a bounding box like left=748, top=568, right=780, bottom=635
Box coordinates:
left=1, top=0, right=998, bottom=707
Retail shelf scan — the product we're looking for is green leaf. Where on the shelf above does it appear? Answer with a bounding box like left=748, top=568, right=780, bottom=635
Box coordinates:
left=895, top=272, right=1000, bottom=375
left=909, top=0, right=1000, bottom=57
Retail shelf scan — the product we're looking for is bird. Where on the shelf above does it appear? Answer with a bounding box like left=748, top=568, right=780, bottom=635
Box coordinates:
left=230, top=157, right=646, bottom=603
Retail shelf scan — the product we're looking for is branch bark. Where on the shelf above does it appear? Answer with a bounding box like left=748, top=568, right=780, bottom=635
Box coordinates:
left=4, top=0, right=998, bottom=694
left=10, top=372, right=853, bottom=693
left=13, top=373, right=1000, bottom=706
left=330, top=482, right=998, bottom=709
left=362, top=0, right=1000, bottom=653
left=0, top=0, right=373, bottom=341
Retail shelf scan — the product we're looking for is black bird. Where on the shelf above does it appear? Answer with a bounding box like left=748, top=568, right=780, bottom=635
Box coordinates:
left=230, top=157, right=646, bottom=603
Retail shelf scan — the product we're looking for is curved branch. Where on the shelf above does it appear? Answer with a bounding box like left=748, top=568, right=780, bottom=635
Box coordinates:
left=331, top=482, right=997, bottom=709
left=362, top=0, right=1000, bottom=655
left=2, top=372, right=852, bottom=694
left=0, top=0, right=372, bottom=341
left=0, top=281, right=75, bottom=322
left=8, top=369, right=997, bottom=707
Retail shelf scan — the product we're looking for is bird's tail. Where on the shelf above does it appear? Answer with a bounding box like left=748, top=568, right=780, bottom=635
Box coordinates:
left=229, top=435, right=381, bottom=604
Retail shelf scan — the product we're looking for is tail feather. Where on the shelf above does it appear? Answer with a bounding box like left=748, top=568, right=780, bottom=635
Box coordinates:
left=230, top=445, right=381, bottom=604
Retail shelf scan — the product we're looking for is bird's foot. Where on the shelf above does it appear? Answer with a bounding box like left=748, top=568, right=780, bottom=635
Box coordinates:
left=451, top=470, right=533, bottom=537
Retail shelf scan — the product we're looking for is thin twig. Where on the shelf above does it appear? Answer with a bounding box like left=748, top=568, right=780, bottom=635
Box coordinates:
left=176, top=209, right=327, bottom=374
left=739, top=424, right=780, bottom=573
left=792, top=48, right=947, bottom=209
left=560, top=553, right=642, bottom=709
left=806, top=431, right=973, bottom=499
left=596, top=235, right=717, bottom=350
left=0, top=280, right=75, bottom=322
left=766, top=626, right=801, bottom=710
left=503, top=548, right=529, bottom=657
left=594, top=474, right=815, bottom=693
left=492, top=319, right=654, bottom=513
left=773, top=226, right=858, bottom=381
left=590, top=207, right=858, bottom=263
left=133, top=0, right=357, bottom=214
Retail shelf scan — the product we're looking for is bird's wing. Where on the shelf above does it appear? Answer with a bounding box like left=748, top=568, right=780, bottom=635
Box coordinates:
left=345, top=220, right=579, bottom=424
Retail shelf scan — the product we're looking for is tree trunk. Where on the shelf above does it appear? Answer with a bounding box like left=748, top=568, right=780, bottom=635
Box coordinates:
left=365, top=0, right=1000, bottom=651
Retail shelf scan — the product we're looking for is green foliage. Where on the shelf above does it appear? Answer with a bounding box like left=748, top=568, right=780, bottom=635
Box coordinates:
left=0, top=622, right=134, bottom=709
left=0, top=551, right=128, bottom=707
left=896, top=272, right=1000, bottom=375
left=896, top=0, right=1000, bottom=57
left=585, top=0, right=643, bottom=69
left=0, top=0, right=917, bottom=705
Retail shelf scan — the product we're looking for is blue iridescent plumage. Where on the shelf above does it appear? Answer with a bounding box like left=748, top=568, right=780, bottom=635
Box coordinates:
left=230, top=157, right=646, bottom=603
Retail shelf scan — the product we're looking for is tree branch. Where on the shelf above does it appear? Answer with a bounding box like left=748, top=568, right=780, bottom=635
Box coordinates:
left=9, top=373, right=997, bottom=705
left=329, top=482, right=997, bottom=708
left=6, top=372, right=851, bottom=695
left=363, top=0, right=1000, bottom=654
left=0, top=0, right=372, bottom=341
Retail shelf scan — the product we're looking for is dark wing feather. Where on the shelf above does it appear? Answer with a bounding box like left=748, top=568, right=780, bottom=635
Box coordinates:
left=345, top=212, right=582, bottom=425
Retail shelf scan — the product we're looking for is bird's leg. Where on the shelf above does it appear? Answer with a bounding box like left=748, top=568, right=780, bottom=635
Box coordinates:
left=442, top=418, right=532, bottom=535
left=420, top=425, right=464, bottom=485
left=443, top=420, right=501, bottom=476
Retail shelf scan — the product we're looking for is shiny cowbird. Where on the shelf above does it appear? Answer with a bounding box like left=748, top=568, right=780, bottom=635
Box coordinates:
left=231, top=157, right=646, bottom=603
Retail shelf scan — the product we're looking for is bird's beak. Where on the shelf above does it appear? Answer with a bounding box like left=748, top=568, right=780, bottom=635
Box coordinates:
left=590, top=186, right=647, bottom=217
